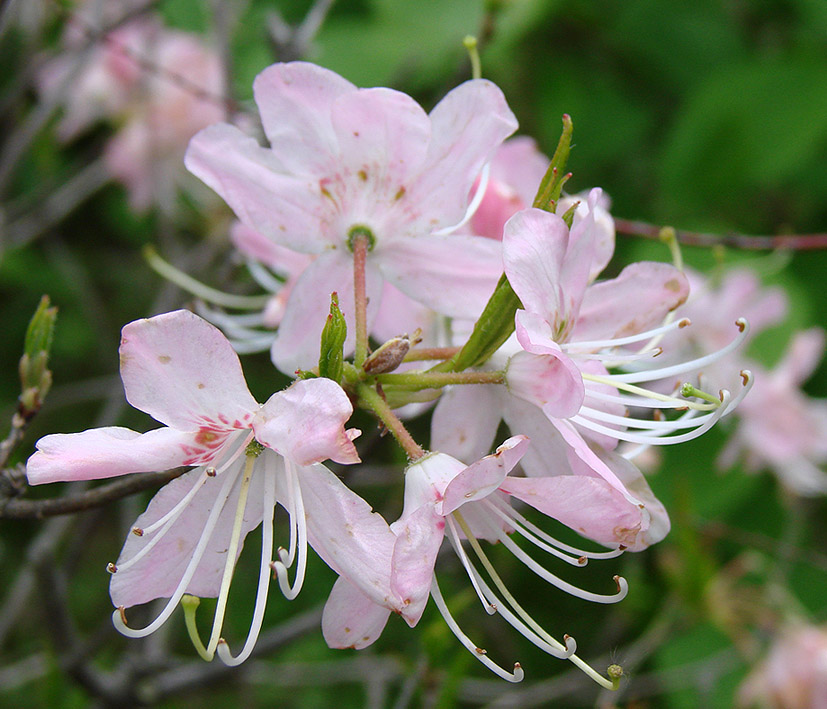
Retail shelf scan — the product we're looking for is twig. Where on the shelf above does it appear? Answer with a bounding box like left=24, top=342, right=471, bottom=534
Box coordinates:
left=616, top=217, right=827, bottom=251
left=0, top=468, right=187, bottom=519
left=267, top=0, right=336, bottom=62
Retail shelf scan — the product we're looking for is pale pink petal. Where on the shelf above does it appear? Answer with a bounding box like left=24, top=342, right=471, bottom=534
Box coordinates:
left=120, top=310, right=258, bottom=431
left=378, top=234, right=502, bottom=319
left=558, top=188, right=601, bottom=309
left=255, top=379, right=360, bottom=466
left=322, top=576, right=392, bottom=649
left=498, top=475, right=649, bottom=550
left=401, top=453, right=466, bottom=515
left=558, top=190, right=615, bottom=281
left=229, top=221, right=313, bottom=277
left=578, top=360, right=625, bottom=451
left=572, top=262, right=689, bottom=343
left=253, top=62, right=354, bottom=174
left=503, top=208, right=567, bottom=320
left=371, top=283, right=436, bottom=344
left=501, top=397, right=580, bottom=478
left=441, top=436, right=529, bottom=514
left=430, top=385, right=503, bottom=463
left=269, top=249, right=383, bottom=374
left=777, top=328, right=826, bottom=387
left=389, top=504, right=444, bottom=625
left=300, top=464, right=400, bottom=610
left=110, top=462, right=266, bottom=607
left=488, top=136, right=549, bottom=206
left=331, top=87, right=430, bottom=189
left=185, top=123, right=332, bottom=253
left=26, top=426, right=195, bottom=485
left=506, top=350, right=584, bottom=419
left=408, top=79, right=518, bottom=227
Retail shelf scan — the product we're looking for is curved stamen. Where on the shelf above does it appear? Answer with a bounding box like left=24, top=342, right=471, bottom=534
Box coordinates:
left=561, top=317, right=691, bottom=352
left=581, top=374, right=713, bottom=411
left=487, top=497, right=625, bottom=560
left=429, top=577, right=524, bottom=683
left=475, top=513, right=628, bottom=604
left=144, top=246, right=271, bottom=309
left=445, top=516, right=497, bottom=614
left=572, top=389, right=736, bottom=445
left=112, top=464, right=242, bottom=638
left=579, top=404, right=718, bottom=431
left=608, top=318, right=749, bottom=384
left=246, top=260, right=285, bottom=293
left=216, top=457, right=277, bottom=666
left=481, top=499, right=588, bottom=567
left=574, top=348, right=663, bottom=365
left=270, top=458, right=308, bottom=600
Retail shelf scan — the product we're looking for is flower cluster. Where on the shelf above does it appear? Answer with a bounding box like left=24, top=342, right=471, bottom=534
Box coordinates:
left=26, top=60, right=755, bottom=687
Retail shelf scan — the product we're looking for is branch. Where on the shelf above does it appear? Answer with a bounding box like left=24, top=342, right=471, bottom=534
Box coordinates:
left=0, top=468, right=187, bottom=519
left=616, top=217, right=827, bottom=251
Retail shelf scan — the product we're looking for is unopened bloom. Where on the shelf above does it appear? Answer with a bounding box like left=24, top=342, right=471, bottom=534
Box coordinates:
left=185, top=61, right=518, bottom=373
left=27, top=310, right=369, bottom=664
left=325, top=437, right=653, bottom=686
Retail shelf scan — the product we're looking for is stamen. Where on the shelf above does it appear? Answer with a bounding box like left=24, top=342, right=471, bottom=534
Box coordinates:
left=584, top=386, right=718, bottom=411
left=561, top=318, right=691, bottom=352
left=445, top=516, right=498, bottom=614
left=429, top=577, right=524, bottom=682
left=112, top=465, right=241, bottom=638
left=245, top=260, right=285, bottom=293
left=181, top=594, right=211, bottom=661
left=573, top=348, right=663, bottom=364
left=202, top=453, right=257, bottom=659
left=143, top=246, right=271, bottom=309
left=481, top=499, right=588, bottom=567
left=216, top=457, right=277, bottom=666
left=581, top=374, right=715, bottom=412
left=608, top=318, right=749, bottom=384
left=270, top=458, right=308, bottom=600
left=487, top=497, right=625, bottom=560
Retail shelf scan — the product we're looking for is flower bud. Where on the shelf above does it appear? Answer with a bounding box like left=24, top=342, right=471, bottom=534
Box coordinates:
left=318, top=292, right=347, bottom=383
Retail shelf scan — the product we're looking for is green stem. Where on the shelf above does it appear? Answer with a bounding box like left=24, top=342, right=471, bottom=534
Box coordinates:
left=357, top=383, right=425, bottom=460
left=403, top=346, right=460, bottom=362
left=377, top=370, right=504, bottom=391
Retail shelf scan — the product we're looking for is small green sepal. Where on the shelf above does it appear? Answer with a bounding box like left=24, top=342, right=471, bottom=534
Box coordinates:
left=18, top=295, right=58, bottom=416
left=532, top=114, right=574, bottom=213
left=318, top=292, right=347, bottom=383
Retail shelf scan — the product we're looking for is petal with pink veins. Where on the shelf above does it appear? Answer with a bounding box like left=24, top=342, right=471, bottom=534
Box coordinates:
left=26, top=426, right=200, bottom=485
left=119, top=309, right=258, bottom=431
left=430, top=384, right=503, bottom=463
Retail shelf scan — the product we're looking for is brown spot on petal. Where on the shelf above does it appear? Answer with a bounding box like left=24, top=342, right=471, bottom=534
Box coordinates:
left=158, top=355, right=171, bottom=364
left=664, top=278, right=682, bottom=292
left=357, top=169, right=367, bottom=181
left=197, top=382, right=205, bottom=389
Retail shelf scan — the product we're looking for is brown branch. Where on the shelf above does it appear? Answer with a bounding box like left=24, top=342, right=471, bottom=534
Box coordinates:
left=0, top=468, right=187, bottom=519
left=616, top=217, right=827, bottom=251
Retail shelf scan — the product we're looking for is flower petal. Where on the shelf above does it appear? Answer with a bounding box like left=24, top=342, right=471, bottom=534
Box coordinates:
left=322, top=576, right=392, bottom=649
left=430, top=384, right=503, bottom=463
left=119, top=310, right=258, bottom=431
left=252, top=62, right=354, bottom=174
left=389, top=503, right=444, bottom=625
left=110, top=460, right=265, bottom=608
left=255, top=379, right=360, bottom=466
left=330, top=87, right=430, bottom=190
left=503, top=208, right=567, bottom=319
left=378, top=234, right=502, bottom=319
left=506, top=349, right=584, bottom=419
left=572, top=262, right=689, bottom=343
left=498, top=474, right=650, bottom=550
left=300, top=464, right=401, bottom=611
left=26, top=426, right=196, bottom=484
left=185, top=123, right=332, bottom=253
left=230, top=221, right=313, bottom=277
left=409, top=79, right=518, bottom=228
left=441, top=436, right=529, bottom=514
left=269, top=249, right=384, bottom=375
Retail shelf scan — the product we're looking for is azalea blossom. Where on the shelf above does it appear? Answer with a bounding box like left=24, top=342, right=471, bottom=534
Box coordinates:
left=185, top=61, right=518, bottom=373
left=25, top=309, right=380, bottom=665
left=324, top=436, right=659, bottom=686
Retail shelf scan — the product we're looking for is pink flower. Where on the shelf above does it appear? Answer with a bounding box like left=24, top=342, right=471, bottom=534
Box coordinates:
left=324, top=437, right=655, bottom=684
left=738, top=624, right=827, bottom=708
left=185, top=61, right=518, bottom=373
left=26, top=310, right=376, bottom=665
left=720, top=329, right=827, bottom=496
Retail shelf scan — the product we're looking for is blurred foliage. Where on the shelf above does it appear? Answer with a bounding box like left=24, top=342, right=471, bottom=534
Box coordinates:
left=1, top=0, right=826, bottom=706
